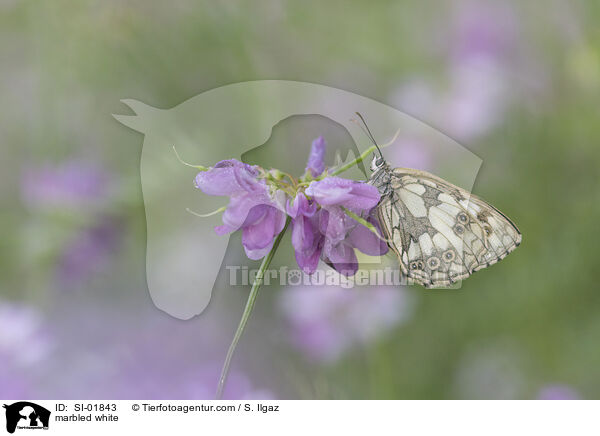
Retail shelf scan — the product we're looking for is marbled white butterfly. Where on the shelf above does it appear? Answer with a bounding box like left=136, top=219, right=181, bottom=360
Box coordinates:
left=357, top=114, right=522, bottom=288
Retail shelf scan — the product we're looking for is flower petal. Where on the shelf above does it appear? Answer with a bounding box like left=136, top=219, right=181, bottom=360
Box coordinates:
left=243, top=240, right=275, bottom=260
left=241, top=206, right=287, bottom=260
left=291, top=214, right=324, bottom=274
left=217, top=196, right=262, bottom=234
left=305, top=177, right=380, bottom=210
left=348, top=209, right=389, bottom=256
left=291, top=215, right=314, bottom=252
left=286, top=192, right=317, bottom=218
left=319, top=206, right=353, bottom=246
left=323, top=240, right=358, bottom=276
left=305, top=136, right=326, bottom=177
left=194, top=159, right=262, bottom=197
left=294, top=240, right=323, bottom=274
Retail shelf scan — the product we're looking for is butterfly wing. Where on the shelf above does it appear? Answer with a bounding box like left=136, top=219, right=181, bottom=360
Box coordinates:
left=376, top=168, right=521, bottom=288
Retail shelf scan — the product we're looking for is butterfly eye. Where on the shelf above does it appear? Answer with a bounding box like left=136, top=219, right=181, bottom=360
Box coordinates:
left=443, top=250, right=456, bottom=262
left=458, top=213, right=469, bottom=224
left=410, top=261, right=423, bottom=270
left=375, top=157, right=384, bottom=167
left=453, top=224, right=465, bottom=235
left=427, top=257, right=440, bottom=270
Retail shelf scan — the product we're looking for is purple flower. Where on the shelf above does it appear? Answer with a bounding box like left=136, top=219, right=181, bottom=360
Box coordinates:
left=195, top=159, right=286, bottom=260
left=241, top=204, right=287, bottom=260
left=0, top=301, right=53, bottom=367
left=285, top=136, right=388, bottom=275
left=287, top=178, right=386, bottom=276
left=279, top=286, right=413, bottom=363
left=194, top=138, right=388, bottom=271
left=389, top=138, right=433, bottom=171
left=441, top=65, right=506, bottom=141
left=286, top=191, right=317, bottom=219
left=305, top=177, right=380, bottom=210
left=305, top=136, right=326, bottom=177
left=287, top=193, right=321, bottom=274
left=185, top=365, right=276, bottom=400
left=304, top=177, right=387, bottom=275
left=21, top=160, right=109, bottom=209
left=0, top=372, right=31, bottom=398
left=451, top=1, right=517, bottom=65
left=390, top=2, right=520, bottom=144
left=347, top=207, right=389, bottom=256
left=30, top=304, right=275, bottom=399
left=57, top=217, right=122, bottom=287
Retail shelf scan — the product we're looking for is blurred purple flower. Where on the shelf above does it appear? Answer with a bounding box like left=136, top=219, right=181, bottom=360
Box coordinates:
left=0, top=301, right=53, bottom=367
left=444, top=2, right=517, bottom=141
left=441, top=64, right=506, bottom=141
left=392, top=3, right=519, bottom=143
left=0, top=373, right=31, bottom=399
left=105, top=360, right=274, bottom=400
left=0, top=301, right=52, bottom=398
left=279, top=286, right=412, bottom=363
left=57, top=217, right=122, bottom=286
left=185, top=365, right=275, bottom=400
left=18, top=159, right=122, bottom=289
left=389, top=138, right=433, bottom=170
left=305, top=136, right=326, bottom=177
left=21, top=160, right=109, bottom=209
left=390, top=79, right=436, bottom=122
left=195, top=159, right=286, bottom=260
left=537, top=384, right=580, bottom=400
left=32, top=304, right=275, bottom=399
left=393, top=67, right=507, bottom=143
left=451, top=1, right=517, bottom=65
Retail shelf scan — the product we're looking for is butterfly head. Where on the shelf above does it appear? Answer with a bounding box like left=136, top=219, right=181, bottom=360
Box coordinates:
left=370, top=154, right=386, bottom=172
left=353, top=112, right=388, bottom=173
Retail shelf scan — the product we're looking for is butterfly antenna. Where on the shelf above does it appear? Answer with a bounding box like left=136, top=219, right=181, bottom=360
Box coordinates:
left=354, top=112, right=385, bottom=161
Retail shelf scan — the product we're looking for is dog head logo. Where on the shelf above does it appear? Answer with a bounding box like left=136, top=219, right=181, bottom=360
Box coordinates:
left=3, top=402, right=50, bottom=433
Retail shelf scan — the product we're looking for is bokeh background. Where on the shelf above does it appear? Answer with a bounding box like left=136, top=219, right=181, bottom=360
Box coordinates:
left=1, top=0, right=599, bottom=399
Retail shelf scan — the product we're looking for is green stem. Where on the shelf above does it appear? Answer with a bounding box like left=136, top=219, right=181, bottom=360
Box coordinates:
left=342, top=207, right=388, bottom=242
left=329, top=127, right=402, bottom=177
left=216, top=217, right=290, bottom=399
left=172, top=146, right=209, bottom=171
left=330, top=144, right=378, bottom=176
left=186, top=206, right=227, bottom=218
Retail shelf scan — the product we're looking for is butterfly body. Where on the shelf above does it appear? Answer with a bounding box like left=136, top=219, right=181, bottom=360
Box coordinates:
left=369, top=159, right=521, bottom=288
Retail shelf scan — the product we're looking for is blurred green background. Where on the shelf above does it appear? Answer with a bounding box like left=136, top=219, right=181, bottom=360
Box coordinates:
left=1, top=0, right=599, bottom=399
